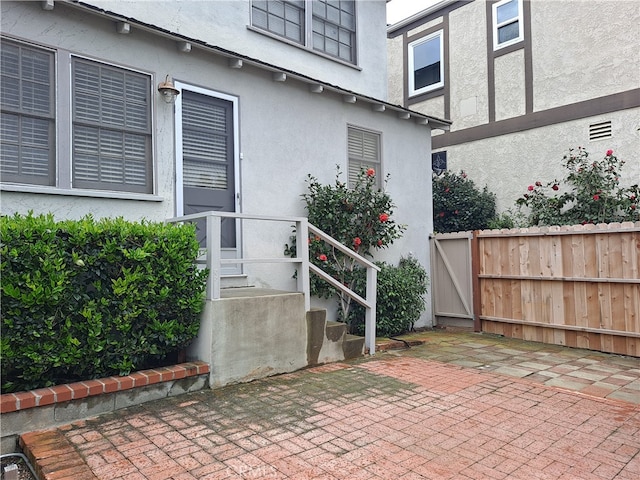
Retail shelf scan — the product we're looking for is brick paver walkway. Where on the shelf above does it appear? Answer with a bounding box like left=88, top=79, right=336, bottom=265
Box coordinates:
left=21, top=334, right=640, bottom=480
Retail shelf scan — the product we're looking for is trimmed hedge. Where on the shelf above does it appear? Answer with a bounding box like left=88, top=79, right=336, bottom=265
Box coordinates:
left=1, top=213, right=207, bottom=393
left=348, top=256, right=429, bottom=337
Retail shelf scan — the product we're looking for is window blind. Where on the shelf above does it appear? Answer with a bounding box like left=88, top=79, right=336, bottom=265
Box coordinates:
left=72, top=58, right=151, bottom=193
left=348, top=127, right=380, bottom=187
left=0, top=41, right=54, bottom=185
left=182, top=92, right=229, bottom=190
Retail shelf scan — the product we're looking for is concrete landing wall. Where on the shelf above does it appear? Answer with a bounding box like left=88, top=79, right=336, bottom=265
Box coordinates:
left=188, top=289, right=308, bottom=388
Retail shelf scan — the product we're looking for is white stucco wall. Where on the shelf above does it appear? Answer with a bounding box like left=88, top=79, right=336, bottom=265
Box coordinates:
left=530, top=0, right=640, bottom=111
left=82, top=0, right=390, bottom=100
left=494, top=50, right=526, bottom=121
left=443, top=108, right=640, bottom=213
left=1, top=1, right=436, bottom=327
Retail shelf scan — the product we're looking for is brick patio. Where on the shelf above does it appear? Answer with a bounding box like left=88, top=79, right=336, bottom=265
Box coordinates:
left=18, top=332, right=640, bottom=480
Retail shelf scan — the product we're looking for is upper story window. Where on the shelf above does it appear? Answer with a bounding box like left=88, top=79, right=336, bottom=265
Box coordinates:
left=347, top=126, right=381, bottom=189
left=492, top=0, right=523, bottom=50
left=251, top=0, right=356, bottom=63
left=1, top=38, right=153, bottom=195
left=1, top=40, right=55, bottom=186
left=408, top=30, right=444, bottom=97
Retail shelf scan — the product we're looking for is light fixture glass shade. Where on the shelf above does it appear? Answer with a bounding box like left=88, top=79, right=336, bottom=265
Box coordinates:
left=158, top=75, right=180, bottom=104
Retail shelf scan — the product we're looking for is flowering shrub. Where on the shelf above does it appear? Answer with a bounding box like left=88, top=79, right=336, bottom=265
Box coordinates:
left=285, top=167, right=405, bottom=324
left=432, top=170, right=497, bottom=233
left=516, top=148, right=639, bottom=226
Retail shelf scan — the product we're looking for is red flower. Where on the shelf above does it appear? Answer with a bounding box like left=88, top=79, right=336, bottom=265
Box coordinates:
left=606, top=149, right=613, bottom=156
left=454, top=210, right=459, bottom=215
left=366, top=168, right=375, bottom=177
left=377, top=240, right=383, bottom=246
left=353, top=237, right=362, bottom=246
left=439, top=212, right=445, bottom=218
left=631, top=205, right=637, bottom=210
left=593, top=194, right=600, bottom=201
left=535, top=181, right=542, bottom=187
left=379, top=213, right=389, bottom=222
left=318, top=254, right=327, bottom=262
left=527, top=185, right=534, bottom=191
left=552, top=184, right=559, bottom=191
left=631, top=195, right=637, bottom=200
left=445, top=187, right=450, bottom=193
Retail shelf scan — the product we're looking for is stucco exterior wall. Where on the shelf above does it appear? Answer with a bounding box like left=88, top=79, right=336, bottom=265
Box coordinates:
left=494, top=50, right=526, bottom=121
left=442, top=108, right=640, bottom=213
left=448, top=0, right=489, bottom=129
left=83, top=0, right=390, bottom=100
left=387, top=34, right=404, bottom=105
left=1, top=1, right=436, bottom=327
left=530, top=0, right=640, bottom=111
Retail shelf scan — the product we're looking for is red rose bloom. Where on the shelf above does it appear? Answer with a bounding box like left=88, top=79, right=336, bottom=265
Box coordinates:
left=593, top=194, right=600, bottom=201
left=552, top=184, right=559, bottom=191
left=318, top=254, right=328, bottom=262
left=353, top=237, right=362, bottom=246
left=535, top=181, right=542, bottom=186
left=606, top=149, right=613, bottom=156
left=445, top=187, right=450, bottom=193
left=379, top=213, right=389, bottom=222
left=439, top=212, right=445, bottom=218
left=527, top=185, right=534, bottom=191
left=377, top=240, right=383, bottom=246
left=366, top=168, right=375, bottom=177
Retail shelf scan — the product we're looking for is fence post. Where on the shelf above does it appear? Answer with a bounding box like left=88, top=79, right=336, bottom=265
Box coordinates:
left=471, top=230, right=481, bottom=332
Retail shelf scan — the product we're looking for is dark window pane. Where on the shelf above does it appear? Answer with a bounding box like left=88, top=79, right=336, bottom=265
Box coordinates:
left=498, top=21, right=520, bottom=44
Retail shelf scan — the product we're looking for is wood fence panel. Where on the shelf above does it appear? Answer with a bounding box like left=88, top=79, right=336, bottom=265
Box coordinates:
left=476, top=222, right=640, bottom=357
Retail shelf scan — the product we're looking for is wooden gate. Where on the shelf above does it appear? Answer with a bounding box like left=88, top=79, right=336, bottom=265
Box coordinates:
left=430, top=232, right=475, bottom=329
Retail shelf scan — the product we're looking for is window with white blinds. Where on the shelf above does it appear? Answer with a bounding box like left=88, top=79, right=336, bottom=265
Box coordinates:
left=0, top=40, right=55, bottom=185
left=72, top=58, right=152, bottom=193
left=347, top=126, right=381, bottom=188
left=181, top=92, right=229, bottom=190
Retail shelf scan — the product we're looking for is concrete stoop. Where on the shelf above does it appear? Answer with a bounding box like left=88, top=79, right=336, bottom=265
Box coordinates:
left=307, top=309, right=365, bottom=365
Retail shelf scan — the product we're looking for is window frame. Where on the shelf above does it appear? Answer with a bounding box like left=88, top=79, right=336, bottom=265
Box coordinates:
left=250, top=0, right=357, bottom=64
left=492, top=0, right=524, bottom=51
left=0, top=39, right=56, bottom=186
left=0, top=37, right=157, bottom=199
left=347, top=125, right=382, bottom=189
left=71, top=56, right=153, bottom=194
left=407, top=29, right=444, bottom=97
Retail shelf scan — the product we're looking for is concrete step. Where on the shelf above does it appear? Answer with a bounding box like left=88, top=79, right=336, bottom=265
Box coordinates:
left=343, top=334, right=365, bottom=360
left=325, top=321, right=347, bottom=342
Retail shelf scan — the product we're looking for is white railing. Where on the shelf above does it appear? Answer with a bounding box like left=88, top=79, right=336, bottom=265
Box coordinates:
left=166, top=211, right=379, bottom=354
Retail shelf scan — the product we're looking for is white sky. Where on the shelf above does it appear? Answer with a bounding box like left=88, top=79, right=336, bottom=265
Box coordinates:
left=386, top=0, right=441, bottom=25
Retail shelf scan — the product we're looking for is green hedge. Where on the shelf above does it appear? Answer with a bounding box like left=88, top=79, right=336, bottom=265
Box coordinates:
left=1, top=213, right=207, bottom=393
left=348, top=256, right=429, bottom=337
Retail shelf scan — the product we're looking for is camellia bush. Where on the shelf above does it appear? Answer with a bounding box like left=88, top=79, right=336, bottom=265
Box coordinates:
left=285, top=167, right=408, bottom=326
left=1, top=213, right=207, bottom=393
left=432, top=170, right=497, bottom=233
left=516, top=148, right=639, bottom=226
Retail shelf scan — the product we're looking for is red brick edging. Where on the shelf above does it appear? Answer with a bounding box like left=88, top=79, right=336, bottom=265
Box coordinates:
left=0, top=362, right=209, bottom=414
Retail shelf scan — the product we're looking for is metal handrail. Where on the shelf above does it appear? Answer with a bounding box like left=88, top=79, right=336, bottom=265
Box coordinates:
left=166, top=211, right=379, bottom=354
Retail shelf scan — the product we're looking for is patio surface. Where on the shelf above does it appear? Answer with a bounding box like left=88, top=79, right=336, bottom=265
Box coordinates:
left=21, top=331, right=640, bottom=480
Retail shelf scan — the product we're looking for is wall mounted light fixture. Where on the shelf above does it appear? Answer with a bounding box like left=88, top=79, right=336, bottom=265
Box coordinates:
left=157, top=75, right=180, bottom=104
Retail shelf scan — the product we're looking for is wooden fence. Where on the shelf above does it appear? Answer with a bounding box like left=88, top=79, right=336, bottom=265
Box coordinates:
left=470, top=222, right=640, bottom=357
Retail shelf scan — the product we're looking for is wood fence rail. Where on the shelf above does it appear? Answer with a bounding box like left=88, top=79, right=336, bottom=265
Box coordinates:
left=470, top=222, right=640, bottom=357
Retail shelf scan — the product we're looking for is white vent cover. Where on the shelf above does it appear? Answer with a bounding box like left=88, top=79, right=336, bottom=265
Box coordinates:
left=589, top=121, right=612, bottom=141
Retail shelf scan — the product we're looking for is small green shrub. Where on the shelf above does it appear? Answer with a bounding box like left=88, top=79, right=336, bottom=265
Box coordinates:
left=515, top=148, right=639, bottom=226
left=348, top=256, right=429, bottom=337
left=1, top=213, right=207, bottom=393
left=433, top=171, right=497, bottom=233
